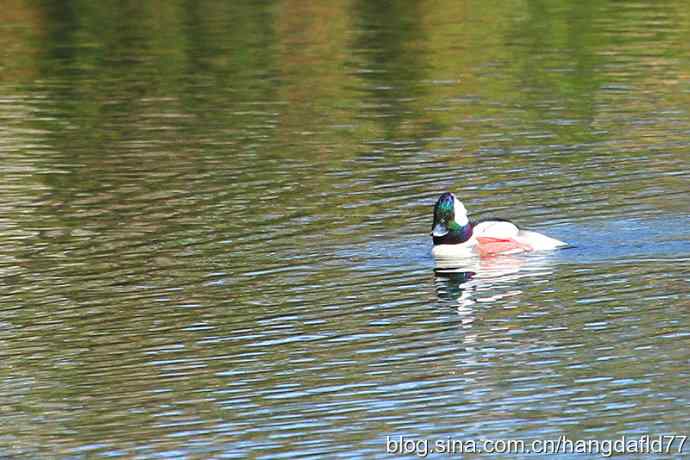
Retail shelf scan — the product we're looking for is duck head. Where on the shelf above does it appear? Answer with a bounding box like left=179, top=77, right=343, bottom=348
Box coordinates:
left=432, top=192, right=470, bottom=238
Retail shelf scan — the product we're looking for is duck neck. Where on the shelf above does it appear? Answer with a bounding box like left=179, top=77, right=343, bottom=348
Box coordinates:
left=433, top=221, right=473, bottom=245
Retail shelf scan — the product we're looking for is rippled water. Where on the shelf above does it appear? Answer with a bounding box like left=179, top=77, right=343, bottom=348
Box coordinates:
left=0, top=1, right=689, bottom=458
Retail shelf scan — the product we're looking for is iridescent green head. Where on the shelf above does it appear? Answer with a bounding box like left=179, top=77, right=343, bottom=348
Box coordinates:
left=432, top=192, right=469, bottom=237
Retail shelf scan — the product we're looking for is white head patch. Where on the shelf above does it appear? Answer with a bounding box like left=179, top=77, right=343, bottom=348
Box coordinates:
left=453, top=197, right=469, bottom=226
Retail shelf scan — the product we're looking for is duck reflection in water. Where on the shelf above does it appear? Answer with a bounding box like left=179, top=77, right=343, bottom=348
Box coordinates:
left=433, top=254, right=556, bottom=315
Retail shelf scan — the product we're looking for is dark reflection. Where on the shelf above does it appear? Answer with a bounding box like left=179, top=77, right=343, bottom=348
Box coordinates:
left=432, top=254, right=559, bottom=309
left=507, top=0, right=683, bottom=144
left=506, top=0, right=602, bottom=140
left=34, top=0, right=279, bottom=180
left=433, top=269, right=475, bottom=303
left=351, top=0, right=433, bottom=139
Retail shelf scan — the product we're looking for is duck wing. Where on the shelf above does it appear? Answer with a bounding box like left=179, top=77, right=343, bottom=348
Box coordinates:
left=473, top=220, right=530, bottom=255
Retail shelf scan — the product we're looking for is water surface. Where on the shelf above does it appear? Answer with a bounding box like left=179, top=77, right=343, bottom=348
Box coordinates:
left=0, top=1, right=689, bottom=458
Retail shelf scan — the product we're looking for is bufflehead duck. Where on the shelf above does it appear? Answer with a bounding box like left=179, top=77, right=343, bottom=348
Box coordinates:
left=431, top=192, right=566, bottom=259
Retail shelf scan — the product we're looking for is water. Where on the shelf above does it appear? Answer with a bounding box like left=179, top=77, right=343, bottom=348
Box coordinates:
left=0, top=1, right=689, bottom=458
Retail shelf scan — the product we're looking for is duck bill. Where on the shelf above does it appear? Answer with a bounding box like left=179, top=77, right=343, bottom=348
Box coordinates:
left=431, top=222, right=449, bottom=237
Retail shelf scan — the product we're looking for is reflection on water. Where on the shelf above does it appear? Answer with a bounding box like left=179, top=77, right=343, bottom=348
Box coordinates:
left=435, top=255, right=534, bottom=303
left=0, top=0, right=689, bottom=458
left=434, top=254, right=560, bottom=328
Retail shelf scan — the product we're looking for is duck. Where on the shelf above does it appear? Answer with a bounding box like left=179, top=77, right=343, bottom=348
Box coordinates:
left=431, top=192, right=567, bottom=259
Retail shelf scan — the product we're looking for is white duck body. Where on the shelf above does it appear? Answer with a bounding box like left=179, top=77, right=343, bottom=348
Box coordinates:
left=476, top=220, right=565, bottom=248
